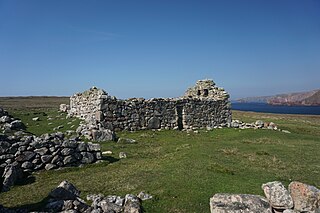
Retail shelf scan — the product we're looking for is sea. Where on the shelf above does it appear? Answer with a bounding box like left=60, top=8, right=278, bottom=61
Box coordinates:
left=231, top=102, right=320, bottom=115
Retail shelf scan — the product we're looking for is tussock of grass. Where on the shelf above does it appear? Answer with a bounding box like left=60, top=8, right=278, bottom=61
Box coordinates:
left=220, top=148, right=239, bottom=155
left=241, top=137, right=282, bottom=144
left=207, top=162, right=235, bottom=175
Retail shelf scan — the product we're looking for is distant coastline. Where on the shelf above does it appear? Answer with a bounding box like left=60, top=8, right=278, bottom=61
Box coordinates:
left=232, top=102, right=320, bottom=115
left=236, top=89, right=320, bottom=107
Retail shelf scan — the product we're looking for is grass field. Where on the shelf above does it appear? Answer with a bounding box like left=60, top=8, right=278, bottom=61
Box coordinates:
left=0, top=97, right=319, bottom=212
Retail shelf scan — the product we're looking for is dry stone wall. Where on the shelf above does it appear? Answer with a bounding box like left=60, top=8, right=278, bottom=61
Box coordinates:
left=0, top=132, right=102, bottom=192
left=68, top=80, right=232, bottom=132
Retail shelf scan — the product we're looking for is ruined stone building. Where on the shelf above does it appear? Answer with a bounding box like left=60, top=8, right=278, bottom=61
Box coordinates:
left=68, top=79, right=232, bottom=131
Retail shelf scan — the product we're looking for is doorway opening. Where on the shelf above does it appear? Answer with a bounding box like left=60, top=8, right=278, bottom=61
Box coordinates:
left=176, top=105, right=184, bottom=130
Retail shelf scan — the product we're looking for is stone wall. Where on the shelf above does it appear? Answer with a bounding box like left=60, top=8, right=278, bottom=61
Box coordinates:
left=0, top=132, right=102, bottom=192
left=68, top=80, right=232, bottom=131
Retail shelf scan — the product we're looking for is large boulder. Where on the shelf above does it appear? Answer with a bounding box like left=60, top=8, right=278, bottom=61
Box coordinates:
left=49, top=180, right=80, bottom=200
left=147, top=117, right=161, bottom=129
left=262, top=181, right=293, bottom=210
left=9, top=120, right=25, bottom=130
left=1, top=163, right=24, bottom=192
left=210, top=193, right=271, bottom=213
left=46, top=180, right=91, bottom=212
left=92, top=129, right=116, bottom=142
left=289, top=181, right=320, bottom=212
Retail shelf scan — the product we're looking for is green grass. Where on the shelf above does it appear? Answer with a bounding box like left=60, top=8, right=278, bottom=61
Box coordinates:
left=0, top=98, right=319, bottom=212
left=0, top=96, right=69, bottom=110
left=10, top=109, right=80, bottom=136
left=1, top=96, right=77, bottom=136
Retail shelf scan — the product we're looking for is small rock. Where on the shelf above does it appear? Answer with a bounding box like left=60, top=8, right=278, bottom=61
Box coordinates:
left=62, top=140, right=77, bottom=148
left=102, top=151, right=113, bottom=155
left=73, top=199, right=90, bottom=212
left=87, top=143, right=101, bottom=152
left=115, top=196, right=125, bottom=206
left=62, top=200, right=74, bottom=210
left=41, top=155, right=53, bottom=163
left=268, top=122, right=277, bottom=130
left=81, top=152, right=95, bottom=164
left=57, top=125, right=64, bottom=129
left=60, top=104, right=70, bottom=112
left=63, top=155, right=77, bottom=165
left=45, top=163, right=57, bottom=170
left=21, top=161, right=34, bottom=169
left=231, top=120, right=239, bottom=128
left=119, top=152, right=127, bottom=159
left=61, top=148, right=74, bottom=156
left=0, top=116, right=11, bottom=123
left=51, top=155, right=62, bottom=164
left=255, top=120, right=264, bottom=127
left=54, top=132, right=65, bottom=140
left=66, top=130, right=75, bottom=135
left=117, top=138, right=136, bottom=144
left=137, top=191, right=153, bottom=201
left=15, top=151, right=36, bottom=162
left=99, top=199, right=123, bottom=212
left=87, top=193, right=104, bottom=209
left=32, top=117, right=40, bottom=121
left=34, top=147, right=49, bottom=155
left=92, top=129, right=116, bottom=142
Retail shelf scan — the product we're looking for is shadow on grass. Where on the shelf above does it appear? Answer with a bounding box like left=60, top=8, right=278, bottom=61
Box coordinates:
left=102, top=155, right=119, bottom=164
left=12, top=195, right=50, bottom=212
left=15, top=175, right=36, bottom=186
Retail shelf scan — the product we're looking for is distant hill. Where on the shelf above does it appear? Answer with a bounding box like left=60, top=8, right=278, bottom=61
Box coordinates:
left=235, top=95, right=274, bottom=103
left=237, top=89, right=320, bottom=106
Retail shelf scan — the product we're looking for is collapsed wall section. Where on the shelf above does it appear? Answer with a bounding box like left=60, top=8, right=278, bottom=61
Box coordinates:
left=68, top=87, right=111, bottom=122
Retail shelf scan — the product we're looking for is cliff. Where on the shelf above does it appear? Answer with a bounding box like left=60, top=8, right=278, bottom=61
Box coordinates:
left=237, top=89, right=320, bottom=106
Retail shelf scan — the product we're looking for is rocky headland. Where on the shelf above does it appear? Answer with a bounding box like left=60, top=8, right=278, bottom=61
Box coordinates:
left=237, top=89, right=320, bottom=106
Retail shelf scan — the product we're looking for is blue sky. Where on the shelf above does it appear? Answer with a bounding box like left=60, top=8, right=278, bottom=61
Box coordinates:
left=0, top=0, right=319, bottom=99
